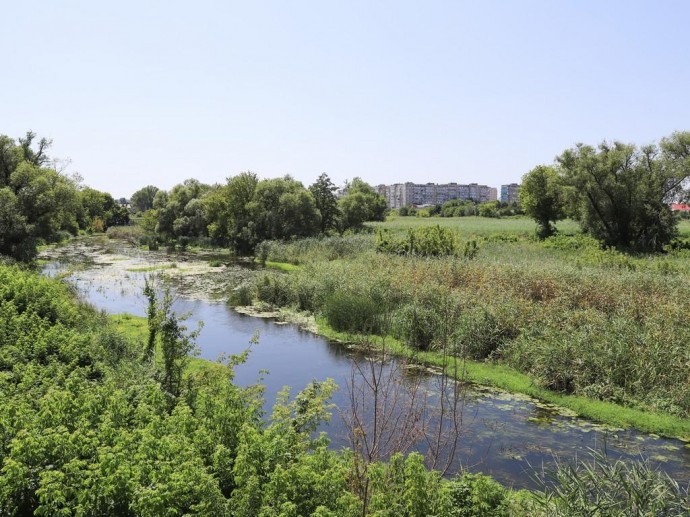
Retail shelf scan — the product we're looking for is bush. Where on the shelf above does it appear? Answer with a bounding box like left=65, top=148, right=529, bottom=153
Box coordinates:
left=323, top=290, right=385, bottom=335
left=376, top=226, right=460, bottom=257
left=107, top=225, right=145, bottom=244
left=393, top=303, right=443, bottom=351
left=444, top=473, right=509, bottom=517
left=455, top=305, right=520, bottom=361
left=228, top=285, right=253, bottom=307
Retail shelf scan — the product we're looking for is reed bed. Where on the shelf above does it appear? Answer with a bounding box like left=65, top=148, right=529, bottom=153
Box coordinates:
left=252, top=228, right=690, bottom=420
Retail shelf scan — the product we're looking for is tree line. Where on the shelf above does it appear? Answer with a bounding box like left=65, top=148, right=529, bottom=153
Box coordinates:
left=520, top=131, right=690, bottom=251
left=397, top=199, right=522, bottom=218
left=0, top=130, right=389, bottom=262
left=131, top=173, right=387, bottom=254
left=0, top=132, right=129, bottom=261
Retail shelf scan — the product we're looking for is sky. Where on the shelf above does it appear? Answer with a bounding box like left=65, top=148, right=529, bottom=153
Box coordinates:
left=2, top=1, right=689, bottom=199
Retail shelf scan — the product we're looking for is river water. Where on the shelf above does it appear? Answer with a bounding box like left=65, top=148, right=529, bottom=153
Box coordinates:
left=41, top=239, right=690, bottom=489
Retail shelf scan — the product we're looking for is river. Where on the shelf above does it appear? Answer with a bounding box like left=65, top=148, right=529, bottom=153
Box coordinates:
left=40, top=238, right=690, bottom=490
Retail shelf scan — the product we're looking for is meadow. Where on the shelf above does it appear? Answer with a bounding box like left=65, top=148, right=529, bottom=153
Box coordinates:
left=369, top=215, right=580, bottom=236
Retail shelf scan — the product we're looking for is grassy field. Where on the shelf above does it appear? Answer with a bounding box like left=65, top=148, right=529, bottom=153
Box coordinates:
left=371, top=214, right=690, bottom=239
left=369, top=215, right=580, bottom=236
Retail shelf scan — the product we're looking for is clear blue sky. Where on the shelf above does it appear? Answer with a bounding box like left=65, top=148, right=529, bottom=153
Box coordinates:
left=2, top=1, right=688, bottom=198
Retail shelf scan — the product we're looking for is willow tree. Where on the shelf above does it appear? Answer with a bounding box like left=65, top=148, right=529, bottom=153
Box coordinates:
left=557, top=131, right=690, bottom=252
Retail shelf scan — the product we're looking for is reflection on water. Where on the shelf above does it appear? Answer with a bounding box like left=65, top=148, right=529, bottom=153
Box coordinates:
left=40, top=240, right=690, bottom=489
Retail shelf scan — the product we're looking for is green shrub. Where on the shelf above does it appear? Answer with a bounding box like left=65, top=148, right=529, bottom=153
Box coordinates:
left=256, top=274, right=295, bottom=307
left=455, top=305, right=520, bottom=361
left=323, top=290, right=385, bottom=335
left=228, top=285, right=253, bottom=306
left=393, top=303, right=443, bottom=351
left=376, top=226, right=460, bottom=257
left=444, top=472, right=509, bottom=517
left=255, top=240, right=271, bottom=265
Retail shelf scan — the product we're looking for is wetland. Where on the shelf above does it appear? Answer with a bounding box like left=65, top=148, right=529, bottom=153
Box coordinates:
left=39, top=237, right=690, bottom=490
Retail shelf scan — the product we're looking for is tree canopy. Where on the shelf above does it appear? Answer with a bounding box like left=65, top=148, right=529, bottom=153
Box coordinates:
left=309, top=173, right=339, bottom=233
left=519, top=131, right=690, bottom=251
left=337, top=177, right=387, bottom=231
left=130, top=185, right=159, bottom=213
left=520, top=165, right=565, bottom=239
left=557, top=131, right=690, bottom=251
left=0, top=133, right=81, bottom=260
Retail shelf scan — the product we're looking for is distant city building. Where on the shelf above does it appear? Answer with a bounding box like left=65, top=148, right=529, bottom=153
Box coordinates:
left=488, top=187, right=498, bottom=202
left=500, top=183, right=520, bottom=204
left=377, top=182, right=496, bottom=209
left=671, top=203, right=690, bottom=212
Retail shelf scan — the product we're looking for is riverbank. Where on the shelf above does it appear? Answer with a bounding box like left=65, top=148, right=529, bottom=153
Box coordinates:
left=231, top=303, right=690, bottom=441
left=252, top=227, right=690, bottom=442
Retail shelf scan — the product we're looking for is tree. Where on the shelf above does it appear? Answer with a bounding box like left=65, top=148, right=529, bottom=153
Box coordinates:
left=0, top=188, right=33, bottom=261
left=78, top=187, right=129, bottom=231
left=153, top=179, right=210, bottom=241
left=557, top=132, right=690, bottom=251
left=130, top=185, right=159, bottom=213
left=248, top=176, right=320, bottom=242
left=309, top=173, right=339, bottom=234
left=478, top=201, right=500, bottom=218
left=204, top=172, right=258, bottom=253
left=337, top=178, right=387, bottom=231
left=520, top=165, right=565, bottom=239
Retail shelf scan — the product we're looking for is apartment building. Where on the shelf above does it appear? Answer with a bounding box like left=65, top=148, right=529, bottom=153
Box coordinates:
left=500, top=183, right=520, bottom=204
left=377, top=182, right=496, bottom=209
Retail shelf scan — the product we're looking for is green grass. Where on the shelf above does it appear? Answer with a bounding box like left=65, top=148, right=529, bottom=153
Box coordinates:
left=264, top=261, right=301, bottom=272
left=109, top=313, right=219, bottom=375
left=109, top=313, right=147, bottom=341
left=369, top=215, right=580, bottom=237
left=677, top=219, right=690, bottom=238
left=313, top=316, right=690, bottom=440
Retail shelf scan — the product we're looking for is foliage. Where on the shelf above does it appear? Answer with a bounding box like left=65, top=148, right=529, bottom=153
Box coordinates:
left=0, top=131, right=135, bottom=260
left=154, top=178, right=211, bottom=242
left=0, top=187, right=33, bottom=261
left=0, top=264, right=366, bottom=515
left=338, top=177, right=387, bottom=231
left=309, top=172, right=340, bottom=234
left=205, top=171, right=259, bottom=252
left=248, top=176, right=321, bottom=242
left=533, top=450, right=690, bottom=516
left=376, top=225, right=461, bottom=257
left=0, top=133, right=82, bottom=260
left=520, top=165, right=565, bottom=239
left=478, top=201, right=500, bottom=218
left=444, top=473, right=510, bottom=517
left=323, top=289, right=386, bottom=335
left=251, top=216, right=690, bottom=419
left=557, top=132, right=690, bottom=251
left=130, top=185, right=159, bottom=213
left=78, top=186, right=130, bottom=231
